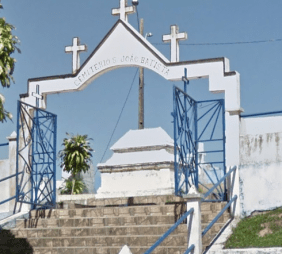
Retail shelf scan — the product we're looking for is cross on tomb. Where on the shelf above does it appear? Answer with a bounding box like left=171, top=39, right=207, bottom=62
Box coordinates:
left=163, top=25, right=188, bottom=63
left=65, top=37, right=87, bottom=74
left=112, top=0, right=136, bottom=22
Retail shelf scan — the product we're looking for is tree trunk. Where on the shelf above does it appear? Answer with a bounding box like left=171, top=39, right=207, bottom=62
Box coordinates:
left=71, top=175, right=75, bottom=195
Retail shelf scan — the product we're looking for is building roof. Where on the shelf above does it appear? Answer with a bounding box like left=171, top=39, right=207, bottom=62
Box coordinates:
left=110, top=127, right=174, bottom=151
left=98, top=149, right=174, bottom=168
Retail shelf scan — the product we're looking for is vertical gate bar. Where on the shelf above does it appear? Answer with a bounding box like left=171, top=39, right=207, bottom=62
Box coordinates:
left=184, top=72, right=188, bottom=194
left=222, top=99, right=227, bottom=201
left=173, top=86, right=178, bottom=196
left=16, top=101, right=21, bottom=203
left=34, top=85, right=40, bottom=208
left=31, top=108, right=36, bottom=209
left=183, top=68, right=191, bottom=195
left=53, top=114, right=57, bottom=206
left=194, top=101, right=198, bottom=189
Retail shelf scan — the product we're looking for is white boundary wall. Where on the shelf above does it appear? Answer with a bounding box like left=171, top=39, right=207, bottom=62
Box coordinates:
left=0, top=157, right=9, bottom=212
left=239, top=116, right=282, bottom=217
left=0, top=132, right=17, bottom=213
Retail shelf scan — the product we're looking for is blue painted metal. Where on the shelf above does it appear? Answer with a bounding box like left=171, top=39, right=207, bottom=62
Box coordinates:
left=0, top=172, right=23, bottom=208
left=144, top=208, right=194, bottom=254
left=16, top=101, right=57, bottom=209
left=173, top=86, right=197, bottom=196
left=203, top=166, right=236, bottom=201
left=0, top=143, right=9, bottom=147
left=173, top=81, right=226, bottom=200
left=202, top=195, right=237, bottom=237
left=183, top=245, right=195, bottom=254
left=0, top=195, right=17, bottom=206
left=0, top=171, right=23, bottom=183
left=201, top=166, right=237, bottom=238
left=241, top=110, right=282, bottom=118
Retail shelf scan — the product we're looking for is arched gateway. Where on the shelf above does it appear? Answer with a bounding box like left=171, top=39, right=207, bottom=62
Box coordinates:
left=17, top=0, right=241, bottom=209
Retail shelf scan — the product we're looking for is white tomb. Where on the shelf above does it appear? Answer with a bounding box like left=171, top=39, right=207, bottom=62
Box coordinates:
left=96, top=127, right=175, bottom=198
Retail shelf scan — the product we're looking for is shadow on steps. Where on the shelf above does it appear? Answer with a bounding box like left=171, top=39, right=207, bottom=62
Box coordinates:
left=0, top=229, right=33, bottom=254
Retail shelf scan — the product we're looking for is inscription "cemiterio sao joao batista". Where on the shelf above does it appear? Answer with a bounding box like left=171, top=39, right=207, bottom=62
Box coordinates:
left=74, top=54, right=170, bottom=86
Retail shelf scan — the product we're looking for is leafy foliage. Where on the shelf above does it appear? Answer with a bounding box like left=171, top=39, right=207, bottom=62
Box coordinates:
left=58, top=133, right=93, bottom=194
left=0, top=1, right=20, bottom=122
left=0, top=94, right=12, bottom=122
left=59, top=133, right=93, bottom=176
left=60, top=176, right=87, bottom=195
left=0, top=16, right=20, bottom=88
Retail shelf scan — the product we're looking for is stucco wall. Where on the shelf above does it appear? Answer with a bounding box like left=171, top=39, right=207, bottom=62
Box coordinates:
left=80, top=164, right=95, bottom=194
left=96, top=168, right=175, bottom=199
left=239, top=116, right=282, bottom=217
left=0, top=159, right=10, bottom=212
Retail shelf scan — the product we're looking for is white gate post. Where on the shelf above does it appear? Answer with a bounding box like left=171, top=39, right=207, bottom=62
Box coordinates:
left=183, top=185, right=203, bottom=254
left=7, top=131, right=17, bottom=212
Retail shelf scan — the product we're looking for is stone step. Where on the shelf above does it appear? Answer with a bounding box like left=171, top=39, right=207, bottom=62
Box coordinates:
left=20, top=210, right=228, bottom=232
left=33, top=246, right=188, bottom=254
left=202, top=222, right=228, bottom=245
left=12, top=219, right=227, bottom=248
left=28, top=202, right=227, bottom=220
left=66, top=194, right=226, bottom=208
left=16, top=215, right=182, bottom=229
left=201, top=202, right=227, bottom=212
left=80, top=195, right=186, bottom=207
left=26, top=234, right=188, bottom=248
left=11, top=224, right=187, bottom=238
left=17, top=211, right=229, bottom=230
left=11, top=196, right=231, bottom=252
left=201, top=211, right=230, bottom=224
left=28, top=204, right=187, bottom=219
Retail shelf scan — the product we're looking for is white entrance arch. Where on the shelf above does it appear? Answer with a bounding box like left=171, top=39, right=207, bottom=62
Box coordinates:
left=19, top=2, right=242, bottom=213
left=20, top=19, right=241, bottom=167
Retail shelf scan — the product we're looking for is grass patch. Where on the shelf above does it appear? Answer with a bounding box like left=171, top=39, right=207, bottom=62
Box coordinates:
left=225, top=207, right=282, bottom=248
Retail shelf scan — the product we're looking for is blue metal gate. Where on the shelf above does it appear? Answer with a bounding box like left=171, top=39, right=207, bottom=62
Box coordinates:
left=16, top=101, right=57, bottom=209
left=173, top=83, right=226, bottom=201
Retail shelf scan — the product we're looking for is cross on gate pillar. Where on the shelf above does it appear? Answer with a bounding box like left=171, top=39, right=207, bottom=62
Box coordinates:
left=163, top=25, right=187, bottom=63
left=65, top=37, right=87, bottom=74
left=32, top=85, right=43, bottom=108
left=112, top=0, right=136, bottom=22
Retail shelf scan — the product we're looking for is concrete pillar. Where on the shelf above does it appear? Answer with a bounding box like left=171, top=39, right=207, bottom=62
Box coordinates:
left=225, top=110, right=242, bottom=218
left=7, top=131, right=17, bottom=211
left=17, top=107, right=33, bottom=212
left=183, top=186, right=203, bottom=254
left=226, top=165, right=238, bottom=218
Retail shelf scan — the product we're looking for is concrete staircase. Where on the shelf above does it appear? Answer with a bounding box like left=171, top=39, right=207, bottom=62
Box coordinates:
left=9, top=195, right=230, bottom=254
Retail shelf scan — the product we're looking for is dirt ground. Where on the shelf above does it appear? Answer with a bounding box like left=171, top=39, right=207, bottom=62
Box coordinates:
left=254, top=212, right=282, bottom=237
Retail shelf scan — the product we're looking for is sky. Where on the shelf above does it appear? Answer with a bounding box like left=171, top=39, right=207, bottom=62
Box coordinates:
left=0, top=0, right=282, bottom=190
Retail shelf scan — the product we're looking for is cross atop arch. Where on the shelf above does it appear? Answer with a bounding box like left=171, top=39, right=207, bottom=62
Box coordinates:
left=163, top=25, right=188, bottom=63
left=112, top=0, right=136, bottom=22
left=65, top=37, right=87, bottom=74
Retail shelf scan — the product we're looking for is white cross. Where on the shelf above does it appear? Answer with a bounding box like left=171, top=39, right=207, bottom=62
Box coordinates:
left=112, top=0, right=136, bottom=22
left=163, top=25, right=188, bottom=63
left=32, top=85, right=43, bottom=108
left=65, top=37, right=87, bottom=74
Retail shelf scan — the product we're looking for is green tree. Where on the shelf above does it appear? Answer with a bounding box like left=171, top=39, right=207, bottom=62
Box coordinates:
left=58, top=133, right=94, bottom=195
left=0, top=1, right=20, bottom=122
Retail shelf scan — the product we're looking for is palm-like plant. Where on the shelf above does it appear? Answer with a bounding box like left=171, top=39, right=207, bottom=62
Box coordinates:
left=60, top=175, right=87, bottom=195
left=58, top=133, right=93, bottom=195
